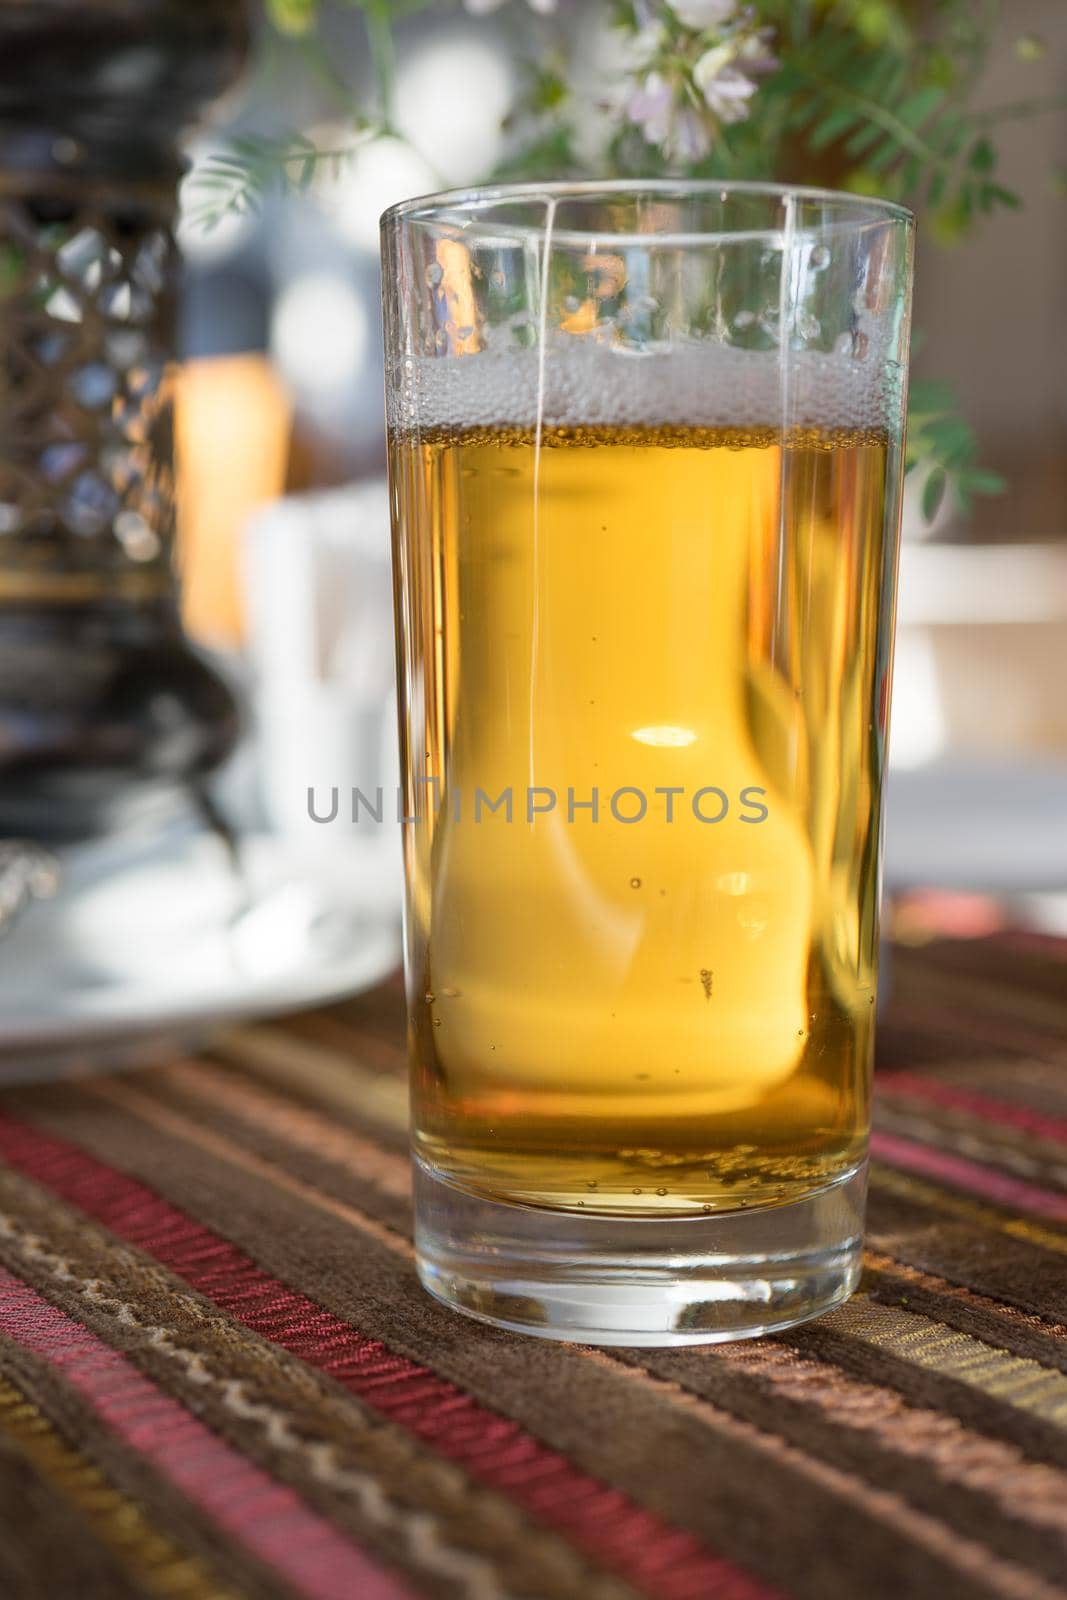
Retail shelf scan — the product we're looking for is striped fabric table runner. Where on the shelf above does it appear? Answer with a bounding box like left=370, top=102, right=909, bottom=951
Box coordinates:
left=1, top=931, right=1066, bottom=1600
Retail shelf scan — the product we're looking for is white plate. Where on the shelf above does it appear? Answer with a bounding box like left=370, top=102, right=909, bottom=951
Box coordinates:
left=0, top=828, right=402, bottom=1078
left=885, top=759, right=1067, bottom=893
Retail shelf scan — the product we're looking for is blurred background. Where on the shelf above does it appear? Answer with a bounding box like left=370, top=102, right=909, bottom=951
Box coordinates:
left=173, top=0, right=1067, bottom=922
left=0, top=0, right=1064, bottom=1059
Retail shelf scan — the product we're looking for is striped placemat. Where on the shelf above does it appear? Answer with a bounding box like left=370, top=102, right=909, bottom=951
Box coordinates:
left=0, top=932, right=1066, bottom=1600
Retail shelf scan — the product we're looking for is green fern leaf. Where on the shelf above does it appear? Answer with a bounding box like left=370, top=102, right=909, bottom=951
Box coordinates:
left=809, top=105, right=860, bottom=150
left=894, top=87, right=946, bottom=128
left=866, top=136, right=904, bottom=174
left=843, top=119, right=886, bottom=158
left=983, top=183, right=1021, bottom=209
left=921, top=469, right=947, bottom=521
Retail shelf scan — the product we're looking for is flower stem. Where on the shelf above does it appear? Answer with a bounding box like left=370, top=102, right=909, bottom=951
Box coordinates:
left=365, top=2, right=397, bottom=132
left=975, top=91, right=1067, bottom=127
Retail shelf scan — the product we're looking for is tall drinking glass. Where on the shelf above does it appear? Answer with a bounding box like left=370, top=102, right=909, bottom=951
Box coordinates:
left=382, top=182, right=913, bottom=1345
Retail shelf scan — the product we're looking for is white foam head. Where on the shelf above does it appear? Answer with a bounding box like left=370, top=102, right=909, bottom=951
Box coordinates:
left=393, top=336, right=902, bottom=436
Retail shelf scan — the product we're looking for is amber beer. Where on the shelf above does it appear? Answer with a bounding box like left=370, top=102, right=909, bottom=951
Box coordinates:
left=390, top=420, right=892, bottom=1214
left=384, top=181, right=911, bottom=1342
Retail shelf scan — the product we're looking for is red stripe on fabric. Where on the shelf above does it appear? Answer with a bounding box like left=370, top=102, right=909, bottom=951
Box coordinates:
left=0, top=1267, right=410, bottom=1600
left=879, top=1072, right=1067, bottom=1147
left=0, top=1113, right=775, bottom=1600
left=870, top=1130, right=1067, bottom=1222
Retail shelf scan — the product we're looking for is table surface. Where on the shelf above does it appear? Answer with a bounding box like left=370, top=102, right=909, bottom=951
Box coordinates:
left=1, top=931, right=1066, bottom=1600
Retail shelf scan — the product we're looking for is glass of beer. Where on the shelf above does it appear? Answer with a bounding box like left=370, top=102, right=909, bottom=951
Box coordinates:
left=381, top=182, right=913, bottom=1344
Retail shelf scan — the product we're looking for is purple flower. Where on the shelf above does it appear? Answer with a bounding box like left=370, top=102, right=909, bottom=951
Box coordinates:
left=622, top=3, right=777, bottom=161
left=625, top=70, right=675, bottom=148
left=673, top=107, right=713, bottom=162
left=735, top=24, right=779, bottom=77
left=626, top=71, right=713, bottom=162
left=693, top=51, right=758, bottom=124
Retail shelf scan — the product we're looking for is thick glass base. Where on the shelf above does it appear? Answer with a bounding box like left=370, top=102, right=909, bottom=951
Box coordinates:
left=414, top=1157, right=866, bottom=1346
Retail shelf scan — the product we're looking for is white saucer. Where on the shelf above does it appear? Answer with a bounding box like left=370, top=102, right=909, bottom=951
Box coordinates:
left=885, top=758, right=1067, bottom=893
left=0, top=828, right=402, bottom=1078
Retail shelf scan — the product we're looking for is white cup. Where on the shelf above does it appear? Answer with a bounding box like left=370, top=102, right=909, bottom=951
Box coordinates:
left=243, top=480, right=402, bottom=912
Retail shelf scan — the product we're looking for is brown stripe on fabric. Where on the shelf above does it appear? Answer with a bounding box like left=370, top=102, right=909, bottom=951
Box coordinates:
left=202, top=1044, right=411, bottom=1163
left=314, top=980, right=407, bottom=1043
left=0, top=1368, right=239, bottom=1600
left=6, top=1078, right=1055, bottom=1600
left=84, top=1077, right=416, bottom=1259
left=894, top=936, right=1067, bottom=1010
left=259, top=985, right=408, bottom=1074
left=872, top=1162, right=1067, bottom=1255
left=875, top=1013, right=1018, bottom=1073
left=887, top=974, right=1067, bottom=1066
left=821, top=1295, right=1067, bottom=1423
left=0, top=1332, right=296, bottom=1600
left=862, top=1252, right=1067, bottom=1375
left=284, top=1000, right=409, bottom=1072
left=0, top=1416, right=149, bottom=1600
left=0, top=1165, right=638, bottom=1600
left=212, top=1023, right=409, bottom=1139
left=624, top=1334, right=1067, bottom=1588
left=785, top=1315, right=1067, bottom=1474
left=875, top=1100, right=1067, bottom=1194
left=582, top=1349, right=1067, bottom=1600
left=867, top=1168, right=1067, bottom=1324
left=150, top=1058, right=413, bottom=1233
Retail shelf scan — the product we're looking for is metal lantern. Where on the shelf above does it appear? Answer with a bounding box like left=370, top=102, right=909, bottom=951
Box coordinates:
left=0, top=0, right=249, bottom=839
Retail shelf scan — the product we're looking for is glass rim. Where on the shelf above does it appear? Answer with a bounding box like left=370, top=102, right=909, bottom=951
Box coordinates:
left=380, top=178, right=915, bottom=248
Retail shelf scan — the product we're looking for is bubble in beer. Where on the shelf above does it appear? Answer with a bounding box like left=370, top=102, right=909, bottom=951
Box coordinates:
left=797, top=311, right=821, bottom=341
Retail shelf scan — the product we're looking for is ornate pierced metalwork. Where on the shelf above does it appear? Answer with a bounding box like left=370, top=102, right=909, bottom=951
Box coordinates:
left=0, top=186, right=177, bottom=599
left=0, top=0, right=250, bottom=839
